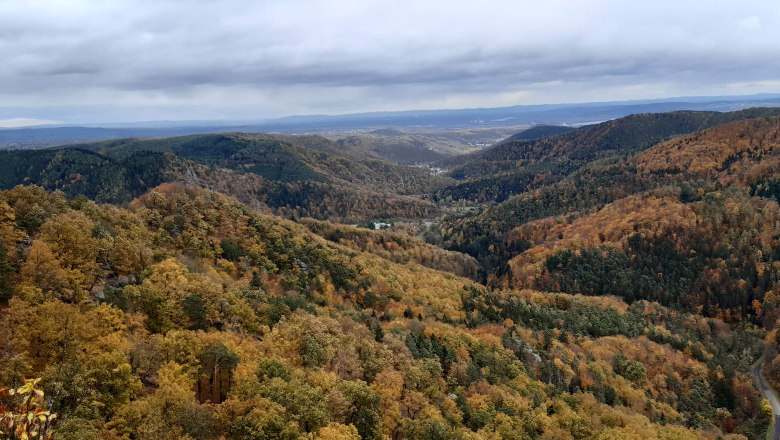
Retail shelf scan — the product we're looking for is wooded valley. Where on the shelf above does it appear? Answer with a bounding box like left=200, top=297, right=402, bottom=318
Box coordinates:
left=1, top=108, right=779, bottom=439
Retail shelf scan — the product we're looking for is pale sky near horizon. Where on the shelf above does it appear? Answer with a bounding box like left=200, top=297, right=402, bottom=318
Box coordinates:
left=1, top=0, right=780, bottom=126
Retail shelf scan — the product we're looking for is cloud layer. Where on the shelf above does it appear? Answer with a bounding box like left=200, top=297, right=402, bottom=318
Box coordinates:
left=2, top=0, right=780, bottom=123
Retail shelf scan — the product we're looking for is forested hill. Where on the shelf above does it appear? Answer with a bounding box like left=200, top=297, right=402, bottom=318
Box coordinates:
left=435, top=108, right=780, bottom=203
left=336, top=134, right=451, bottom=164
left=450, top=108, right=780, bottom=179
left=433, top=114, right=780, bottom=317
left=507, top=124, right=576, bottom=141
left=60, top=133, right=453, bottom=195
left=0, top=183, right=771, bottom=439
left=1, top=108, right=780, bottom=439
left=0, top=133, right=450, bottom=221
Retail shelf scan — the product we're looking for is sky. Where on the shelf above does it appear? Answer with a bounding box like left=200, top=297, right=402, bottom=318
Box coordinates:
left=1, top=0, right=780, bottom=126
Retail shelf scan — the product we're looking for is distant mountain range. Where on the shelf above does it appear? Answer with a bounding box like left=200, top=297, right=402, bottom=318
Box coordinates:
left=2, top=93, right=779, bottom=149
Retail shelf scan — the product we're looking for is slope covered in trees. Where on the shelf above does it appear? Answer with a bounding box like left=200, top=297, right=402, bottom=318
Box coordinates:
left=504, top=188, right=780, bottom=319
left=636, top=117, right=780, bottom=185
left=428, top=114, right=780, bottom=341
left=336, top=134, right=450, bottom=164
left=0, top=184, right=770, bottom=439
left=433, top=112, right=780, bottom=281
left=508, top=125, right=576, bottom=142
left=301, top=219, right=480, bottom=279
left=2, top=107, right=780, bottom=439
left=334, top=126, right=523, bottom=164
left=436, top=108, right=780, bottom=203
left=75, top=133, right=452, bottom=194
left=0, top=133, right=447, bottom=221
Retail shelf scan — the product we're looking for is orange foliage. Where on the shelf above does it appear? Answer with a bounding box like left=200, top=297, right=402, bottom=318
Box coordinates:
left=637, top=117, right=780, bottom=184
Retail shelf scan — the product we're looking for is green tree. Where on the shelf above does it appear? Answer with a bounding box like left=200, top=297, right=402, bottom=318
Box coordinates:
left=257, top=358, right=293, bottom=382
left=182, top=293, right=208, bottom=330
left=220, top=237, right=245, bottom=262
left=0, top=239, right=12, bottom=300
left=260, top=378, right=329, bottom=433
left=197, top=343, right=240, bottom=404
left=301, top=334, right=327, bottom=368
left=614, top=354, right=647, bottom=383
left=339, top=381, right=382, bottom=440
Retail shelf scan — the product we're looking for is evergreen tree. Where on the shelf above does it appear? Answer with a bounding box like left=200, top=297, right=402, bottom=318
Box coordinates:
left=0, top=240, right=13, bottom=300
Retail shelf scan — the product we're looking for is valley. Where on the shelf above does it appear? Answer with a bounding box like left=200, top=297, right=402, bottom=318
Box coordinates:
left=5, top=1, right=780, bottom=438
left=1, top=108, right=780, bottom=439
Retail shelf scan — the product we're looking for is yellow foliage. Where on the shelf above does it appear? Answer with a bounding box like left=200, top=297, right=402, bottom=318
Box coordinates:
left=508, top=194, right=696, bottom=286
left=637, top=117, right=780, bottom=185
left=315, top=423, right=360, bottom=440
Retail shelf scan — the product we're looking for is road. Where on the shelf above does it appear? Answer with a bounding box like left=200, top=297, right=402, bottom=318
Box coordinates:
left=753, top=360, right=780, bottom=440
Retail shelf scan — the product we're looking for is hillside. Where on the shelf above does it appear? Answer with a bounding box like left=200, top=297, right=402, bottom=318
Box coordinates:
left=430, top=113, right=780, bottom=318
left=74, top=133, right=452, bottom=194
left=0, top=184, right=769, bottom=439
left=454, top=108, right=780, bottom=177
left=432, top=111, right=780, bottom=280
left=636, top=117, right=780, bottom=184
left=508, top=125, right=576, bottom=141
left=0, top=133, right=448, bottom=222
left=436, top=108, right=780, bottom=203
left=2, top=108, right=780, bottom=439
left=300, top=218, right=480, bottom=279
left=503, top=189, right=779, bottom=317
left=336, top=135, right=450, bottom=164
left=333, top=126, right=524, bottom=165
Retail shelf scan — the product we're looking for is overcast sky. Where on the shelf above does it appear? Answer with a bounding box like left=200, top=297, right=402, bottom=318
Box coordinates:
left=1, top=0, right=780, bottom=126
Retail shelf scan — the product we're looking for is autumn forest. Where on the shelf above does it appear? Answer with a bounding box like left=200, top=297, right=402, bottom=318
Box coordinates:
left=1, top=108, right=780, bottom=440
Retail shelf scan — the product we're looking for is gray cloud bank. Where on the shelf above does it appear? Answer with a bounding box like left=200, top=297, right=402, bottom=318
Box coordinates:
left=1, top=0, right=779, bottom=124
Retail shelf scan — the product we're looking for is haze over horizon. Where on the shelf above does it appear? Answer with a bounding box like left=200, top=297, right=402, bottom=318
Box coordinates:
left=2, top=0, right=780, bottom=127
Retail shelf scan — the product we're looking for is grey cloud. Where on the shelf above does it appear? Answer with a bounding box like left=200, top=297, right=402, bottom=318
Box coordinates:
left=1, top=0, right=779, bottom=122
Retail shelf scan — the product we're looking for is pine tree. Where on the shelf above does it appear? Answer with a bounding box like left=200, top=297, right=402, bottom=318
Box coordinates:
left=0, top=240, right=11, bottom=299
